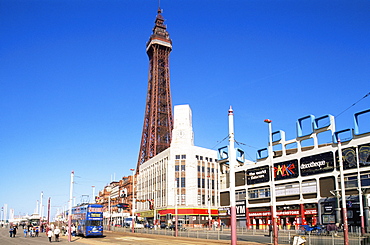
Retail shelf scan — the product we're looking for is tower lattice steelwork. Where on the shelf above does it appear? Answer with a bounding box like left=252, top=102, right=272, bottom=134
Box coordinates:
left=137, top=8, right=173, bottom=171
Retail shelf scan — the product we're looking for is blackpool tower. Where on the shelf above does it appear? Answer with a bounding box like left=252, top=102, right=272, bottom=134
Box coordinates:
left=136, top=8, right=173, bottom=171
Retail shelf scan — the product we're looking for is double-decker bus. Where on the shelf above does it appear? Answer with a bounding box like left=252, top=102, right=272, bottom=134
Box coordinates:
left=72, top=203, right=103, bottom=237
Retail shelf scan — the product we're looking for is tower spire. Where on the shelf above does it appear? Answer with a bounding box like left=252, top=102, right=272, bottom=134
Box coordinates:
left=136, top=8, right=173, bottom=172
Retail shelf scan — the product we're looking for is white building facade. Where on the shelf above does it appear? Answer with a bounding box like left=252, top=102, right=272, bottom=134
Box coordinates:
left=136, top=104, right=219, bottom=227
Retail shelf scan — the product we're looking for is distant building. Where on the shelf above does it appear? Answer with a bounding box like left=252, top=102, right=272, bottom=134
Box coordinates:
left=97, top=176, right=133, bottom=226
left=136, top=104, right=219, bottom=227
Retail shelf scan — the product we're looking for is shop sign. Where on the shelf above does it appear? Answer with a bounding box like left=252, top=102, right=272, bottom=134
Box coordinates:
left=274, top=159, right=299, bottom=180
left=247, top=165, right=269, bottom=185
left=236, top=200, right=246, bottom=217
left=139, top=210, right=154, bottom=217
left=218, top=207, right=229, bottom=216
left=300, top=152, right=334, bottom=176
left=324, top=206, right=333, bottom=213
left=249, top=209, right=317, bottom=217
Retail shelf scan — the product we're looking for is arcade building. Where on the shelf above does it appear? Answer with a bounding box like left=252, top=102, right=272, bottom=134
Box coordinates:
left=219, top=108, right=370, bottom=231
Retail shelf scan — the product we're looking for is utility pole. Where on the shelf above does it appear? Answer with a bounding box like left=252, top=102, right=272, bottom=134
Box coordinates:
left=68, top=171, right=74, bottom=242
left=47, top=197, right=51, bottom=225
left=338, top=140, right=349, bottom=245
left=228, top=107, right=237, bottom=245
left=130, top=169, right=136, bottom=233
left=265, top=119, right=278, bottom=245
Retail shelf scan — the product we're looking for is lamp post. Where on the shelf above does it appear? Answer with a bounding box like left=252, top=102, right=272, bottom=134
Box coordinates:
left=208, top=175, right=212, bottom=230
left=356, top=146, right=365, bottom=235
left=264, top=119, right=278, bottom=245
left=338, top=139, right=349, bottom=245
left=228, top=107, right=237, bottom=245
left=68, top=171, right=74, bottom=242
left=175, top=177, right=178, bottom=237
left=130, top=168, right=136, bottom=233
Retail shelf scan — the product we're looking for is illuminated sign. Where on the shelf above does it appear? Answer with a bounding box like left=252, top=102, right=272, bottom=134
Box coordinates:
left=300, top=152, right=334, bottom=176
left=274, top=159, right=298, bottom=180
left=247, top=165, right=269, bottom=184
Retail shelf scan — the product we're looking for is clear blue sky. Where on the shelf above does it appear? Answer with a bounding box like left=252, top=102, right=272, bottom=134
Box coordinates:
left=1, top=0, right=369, bottom=219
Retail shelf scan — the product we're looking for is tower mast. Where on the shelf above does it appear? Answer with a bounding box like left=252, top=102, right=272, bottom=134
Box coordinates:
left=137, top=8, right=173, bottom=171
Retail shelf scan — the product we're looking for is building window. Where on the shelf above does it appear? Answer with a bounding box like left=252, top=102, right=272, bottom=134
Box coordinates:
left=236, top=190, right=246, bottom=201
left=200, top=156, right=203, bottom=160
left=175, top=165, right=179, bottom=171
left=210, top=158, right=213, bottom=162
left=181, top=154, right=186, bottom=159
left=175, top=155, right=180, bottom=159
left=248, top=188, right=270, bottom=199
left=181, top=165, right=185, bottom=171
left=302, top=180, right=317, bottom=193
left=197, top=165, right=201, bottom=172
left=198, top=178, right=201, bottom=188
left=196, top=155, right=199, bottom=160
left=181, top=177, right=185, bottom=187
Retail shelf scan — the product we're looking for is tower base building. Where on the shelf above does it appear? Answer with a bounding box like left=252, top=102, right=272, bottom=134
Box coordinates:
left=136, top=104, right=219, bottom=227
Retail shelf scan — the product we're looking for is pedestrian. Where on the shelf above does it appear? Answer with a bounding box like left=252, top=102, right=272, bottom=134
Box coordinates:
left=9, top=226, right=14, bottom=237
left=47, top=229, right=53, bottom=243
left=23, top=227, right=28, bottom=237
left=54, top=226, right=61, bottom=242
left=71, top=225, right=76, bottom=236
left=35, top=226, right=39, bottom=237
left=12, top=225, right=17, bottom=237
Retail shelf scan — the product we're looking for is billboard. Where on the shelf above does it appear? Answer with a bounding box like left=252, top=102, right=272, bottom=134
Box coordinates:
left=247, top=165, right=269, bottom=185
left=300, top=152, right=334, bottom=176
left=274, top=159, right=299, bottom=180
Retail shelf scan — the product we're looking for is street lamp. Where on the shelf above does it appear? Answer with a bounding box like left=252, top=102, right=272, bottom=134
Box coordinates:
left=130, top=168, right=136, bottom=233
left=264, top=119, right=278, bottom=245
left=228, top=107, right=237, bottom=245
left=208, top=175, right=211, bottom=230
left=338, top=140, right=349, bottom=245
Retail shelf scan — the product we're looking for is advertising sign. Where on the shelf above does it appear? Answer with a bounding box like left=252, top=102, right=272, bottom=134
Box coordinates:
left=247, top=165, right=269, bottom=185
left=300, top=152, right=334, bottom=176
left=333, top=144, right=370, bottom=170
left=236, top=200, right=246, bottom=217
left=274, top=159, right=299, bottom=180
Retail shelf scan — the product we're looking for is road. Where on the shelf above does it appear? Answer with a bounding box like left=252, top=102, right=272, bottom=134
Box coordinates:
left=0, top=227, right=267, bottom=245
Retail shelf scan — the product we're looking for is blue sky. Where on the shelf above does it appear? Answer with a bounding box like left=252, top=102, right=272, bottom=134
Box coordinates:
left=1, top=0, right=369, bottom=218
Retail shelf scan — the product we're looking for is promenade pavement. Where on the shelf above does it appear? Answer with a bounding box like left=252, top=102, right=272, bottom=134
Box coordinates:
left=0, top=227, right=268, bottom=245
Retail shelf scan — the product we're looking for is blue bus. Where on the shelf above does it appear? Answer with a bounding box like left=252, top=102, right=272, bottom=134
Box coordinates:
left=72, top=203, right=103, bottom=237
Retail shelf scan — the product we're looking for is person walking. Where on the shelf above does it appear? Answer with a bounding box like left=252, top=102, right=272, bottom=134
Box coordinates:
left=23, top=227, right=28, bottom=237
left=47, top=229, right=53, bottom=243
left=9, top=226, right=14, bottom=237
left=35, top=226, right=39, bottom=237
left=12, top=225, right=17, bottom=237
left=54, top=226, right=61, bottom=242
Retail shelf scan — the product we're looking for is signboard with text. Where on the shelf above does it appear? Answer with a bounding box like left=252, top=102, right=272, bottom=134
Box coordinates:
left=300, top=152, right=334, bottom=176
left=247, top=165, right=269, bottom=185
